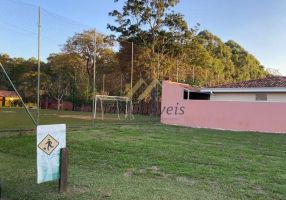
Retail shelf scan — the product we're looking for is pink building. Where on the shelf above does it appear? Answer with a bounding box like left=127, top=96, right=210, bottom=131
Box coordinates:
left=161, top=77, right=286, bottom=133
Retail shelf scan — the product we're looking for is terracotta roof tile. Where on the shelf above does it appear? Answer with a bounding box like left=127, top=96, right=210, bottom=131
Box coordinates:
left=168, top=81, right=200, bottom=91
left=212, top=76, right=286, bottom=88
left=0, top=90, right=18, bottom=97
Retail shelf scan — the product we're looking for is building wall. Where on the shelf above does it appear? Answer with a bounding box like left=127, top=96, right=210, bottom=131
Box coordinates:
left=268, top=93, right=286, bottom=102
left=0, top=97, right=3, bottom=108
left=210, top=92, right=286, bottom=102
left=161, top=81, right=286, bottom=133
left=0, top=96, right=20, bottom=107
left=4, top=97, right=12, bottom=107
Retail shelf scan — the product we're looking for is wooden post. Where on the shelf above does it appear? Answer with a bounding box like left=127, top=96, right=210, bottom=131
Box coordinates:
left=59, top=148, right=68, bottom=193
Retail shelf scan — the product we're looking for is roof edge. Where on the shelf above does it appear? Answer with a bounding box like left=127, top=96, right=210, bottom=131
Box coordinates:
left=201, top=87, right=286, bottom=93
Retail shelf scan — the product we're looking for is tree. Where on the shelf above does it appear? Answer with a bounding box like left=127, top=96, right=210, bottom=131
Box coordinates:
left=47, top=53, right=86, bottom=109
left=225, top=40, right=268, bottom=81
left=108, top=0, right=182, bottom=49
left=108, top=0, right=193, bottom=80
left=0, top=53, right=12, bottom=90
left=63, top=30, right=113, bottom=80
left=197, top=30, right=235, bottom=83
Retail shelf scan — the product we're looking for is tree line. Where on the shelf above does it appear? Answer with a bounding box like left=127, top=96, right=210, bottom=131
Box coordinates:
left=0, top=0, right=269, bottom=107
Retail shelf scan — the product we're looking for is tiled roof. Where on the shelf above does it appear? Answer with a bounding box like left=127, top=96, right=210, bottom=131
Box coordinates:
left=168, top=81, right=200, bottom=91
left=0, top=90, right=18, bottom=97
left=212, top=76, right=286, bottom=88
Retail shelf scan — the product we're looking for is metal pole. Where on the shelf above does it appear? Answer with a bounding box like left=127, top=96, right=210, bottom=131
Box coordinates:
left=130, top=42, right=134, bottom=117
left=100, top=99, right=103, bottom=120
left=156, top=53, right=160, bottom=117
left=92, top=29, right=96, bottom=126
left=176, top=59, right=179, bottom=82
left=120, top=73, right=123, bottom=96
left=116, top=100, right=120, bottom=119
left=131, top=42, right=134, bottom=100
left=125, top=99, right=128, bottom=119
left=0, top=62, right=37, bottom=126
left=192, top=66, right=195, bottom=83
left=102, top=74, right=105, bottom=93
left=205, top=69, right=208, bottom=86
left=94, top=96, right=97, bottom=120
left=157, top=53, right=160, bottom=81
left=37, top=7, right=41, bottom=125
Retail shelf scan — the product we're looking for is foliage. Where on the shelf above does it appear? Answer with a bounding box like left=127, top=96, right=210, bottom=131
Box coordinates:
left=108, top=1, right=269, bottom=87
left=0, top=0, right=271, bottom=106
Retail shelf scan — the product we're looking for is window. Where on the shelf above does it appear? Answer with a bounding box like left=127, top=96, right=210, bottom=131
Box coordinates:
left=255, top=93, right=267, bottom=101
left=183, top=90, right=210, bottom=100
left=189, top=92, right=210, bottom=100
left=183, top=90, right=188, bottom=99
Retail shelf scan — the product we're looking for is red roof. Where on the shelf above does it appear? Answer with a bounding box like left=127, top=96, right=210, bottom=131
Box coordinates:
left=168, top=81, right=200, bottom=91
left=0, top=90, right=18, bottom=97
left=212, top=76, right=286, bottom=88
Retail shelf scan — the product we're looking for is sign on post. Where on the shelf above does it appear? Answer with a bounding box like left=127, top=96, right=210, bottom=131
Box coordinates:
left=37, top=124, right=66, bottom=184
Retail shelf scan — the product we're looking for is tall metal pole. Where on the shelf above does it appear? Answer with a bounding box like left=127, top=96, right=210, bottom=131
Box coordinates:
left=192, top=66, right=195, bottom=83
left=37, top=7, right=41, bottom=125
left=156, top=53, right=160, bottom=117
left=176, top=59, right=179, bottom=82
left=205, top=69, right=208, bottom=86
left=92, top=29, right=96, bottom=126
left=130, top=42, right=134, bottom=99
left=130, top=42, right=134, bottom=118
left=102, top=74, right=105, bottom=93
left=120, top=73, right=123, bottom=96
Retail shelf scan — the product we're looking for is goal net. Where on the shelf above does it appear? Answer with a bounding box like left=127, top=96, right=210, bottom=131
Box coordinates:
left=95, top=95, right=133, bottom=120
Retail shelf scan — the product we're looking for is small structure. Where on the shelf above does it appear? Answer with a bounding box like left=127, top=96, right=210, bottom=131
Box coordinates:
left=0, top=90, right=19, bottom=107
left=161, top=77, right=286, bottom=133
left=202, top=76, right=286, bottom=102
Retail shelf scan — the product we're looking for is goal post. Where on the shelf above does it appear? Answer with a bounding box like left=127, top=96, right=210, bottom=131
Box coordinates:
left=95, top=95, right=133, bottom=120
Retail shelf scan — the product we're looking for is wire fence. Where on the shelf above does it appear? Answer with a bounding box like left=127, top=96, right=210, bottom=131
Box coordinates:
left=0, top=0, right=183, bottom=133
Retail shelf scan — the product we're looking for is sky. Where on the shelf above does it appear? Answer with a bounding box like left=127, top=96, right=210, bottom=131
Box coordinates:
left=0, top=0, right=286, bottom=74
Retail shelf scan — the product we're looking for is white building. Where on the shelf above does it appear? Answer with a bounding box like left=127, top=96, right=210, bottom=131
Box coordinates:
left=200, top=76, right=286, bottom=103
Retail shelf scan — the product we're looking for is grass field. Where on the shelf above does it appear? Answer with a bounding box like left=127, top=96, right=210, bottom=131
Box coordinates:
left=0, top=107, right=156, bottom=131
left=1, top=109, right=286, bottom=199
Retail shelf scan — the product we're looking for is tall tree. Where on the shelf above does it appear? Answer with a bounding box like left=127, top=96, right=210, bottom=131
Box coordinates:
left=47, top=53, right=86, bottom=109
left=63, top=30, right=113, bottom=79
left=108, top=0, right=194, bottom=80
left=226, top=40, right=268, bottom=81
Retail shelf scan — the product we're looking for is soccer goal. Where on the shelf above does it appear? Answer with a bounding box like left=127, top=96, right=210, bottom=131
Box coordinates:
left=95, top=95, right=133, bottom=120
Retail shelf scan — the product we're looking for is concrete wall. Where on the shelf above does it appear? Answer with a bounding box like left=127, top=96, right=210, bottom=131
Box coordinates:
left=210, top=92, right=286, bottom=102
left=268, top=93, right=286, bottom=102
left=161, top=81, right=286, bottom=133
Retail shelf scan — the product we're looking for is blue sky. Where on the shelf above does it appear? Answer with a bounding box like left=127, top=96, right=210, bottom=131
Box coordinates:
left=0, top=0, right=285, bottom=74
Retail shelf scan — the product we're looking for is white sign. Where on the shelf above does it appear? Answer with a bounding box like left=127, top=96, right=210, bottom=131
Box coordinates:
left=37, top=124, right=66, bottom=184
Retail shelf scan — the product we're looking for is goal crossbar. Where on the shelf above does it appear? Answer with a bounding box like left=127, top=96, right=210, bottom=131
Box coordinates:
left=96, top=95, right=130, bottom=102
left=95, top=95, right=133, bottom=120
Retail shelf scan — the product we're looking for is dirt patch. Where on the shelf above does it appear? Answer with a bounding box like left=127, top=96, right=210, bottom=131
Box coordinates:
left=123, top=166, right=196, bottom=186
left=176, top=176, right=196, bottom=186
left=58, top=114, right=92, bottom=120
left=124, top=168, right=135, bottom=177
left=97, top=189, right=112, bottom=198
left=67, top=185, right=90, bottom=194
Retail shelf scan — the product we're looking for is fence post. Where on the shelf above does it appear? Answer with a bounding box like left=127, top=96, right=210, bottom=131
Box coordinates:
left=59, top=148, right=68, bottom=193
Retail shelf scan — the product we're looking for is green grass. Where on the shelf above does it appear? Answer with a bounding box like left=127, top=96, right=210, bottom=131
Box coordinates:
left=0, top=107, right=156, bottom=131
left=1, top=116, right=286, bottom=199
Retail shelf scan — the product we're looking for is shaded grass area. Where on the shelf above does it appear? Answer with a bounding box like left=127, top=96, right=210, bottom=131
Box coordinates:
left=1, top=121, right=286, bottom=199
